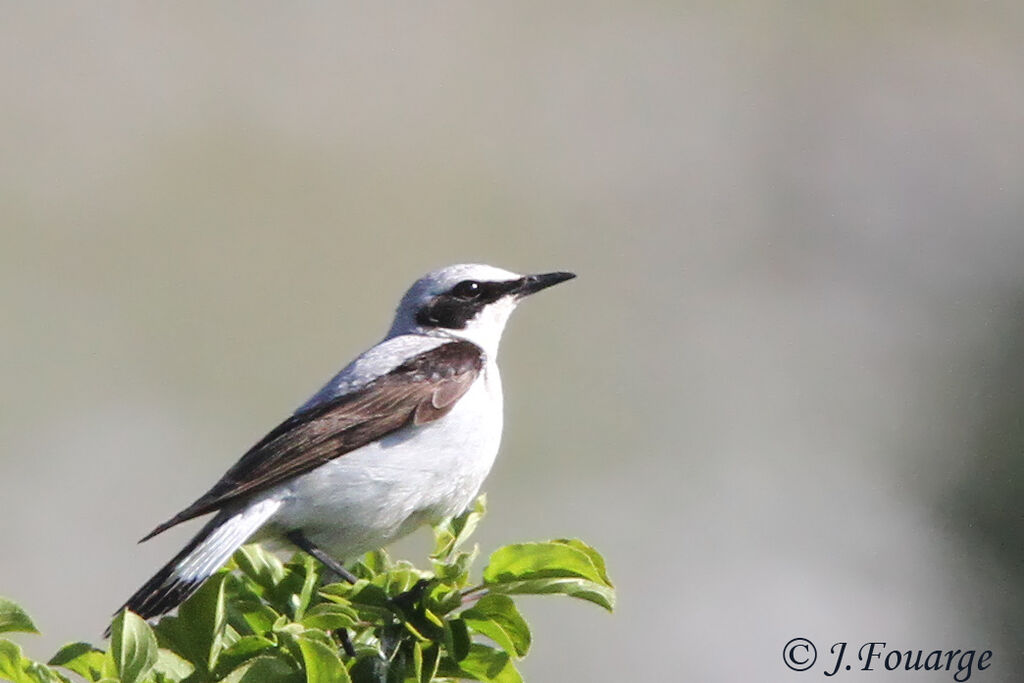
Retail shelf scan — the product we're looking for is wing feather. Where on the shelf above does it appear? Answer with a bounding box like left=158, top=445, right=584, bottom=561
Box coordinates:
left=141, top=340, right=483, bottom=541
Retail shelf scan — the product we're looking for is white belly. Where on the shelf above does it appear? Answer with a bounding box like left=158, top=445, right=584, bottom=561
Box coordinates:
left=257, top=363, right=502, bottom=560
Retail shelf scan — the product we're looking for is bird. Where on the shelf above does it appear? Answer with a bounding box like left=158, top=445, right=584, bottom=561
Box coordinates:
left=111, top=263, right=575, bottom=630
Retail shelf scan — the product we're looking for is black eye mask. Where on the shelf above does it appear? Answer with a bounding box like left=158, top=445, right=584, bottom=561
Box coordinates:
left=415, top=279, right=522, bottom=329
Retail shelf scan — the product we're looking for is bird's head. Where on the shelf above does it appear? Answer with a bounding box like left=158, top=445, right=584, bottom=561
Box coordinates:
left=388, top=263, right=576, bottom=356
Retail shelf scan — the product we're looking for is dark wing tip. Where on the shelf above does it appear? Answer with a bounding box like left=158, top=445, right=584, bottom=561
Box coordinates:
left=138, top=511, right=192, bottom=543
left=138, top=522, right=171, bottom=544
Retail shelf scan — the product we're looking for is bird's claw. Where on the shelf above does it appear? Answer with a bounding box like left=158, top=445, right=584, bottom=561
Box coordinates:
left=387, top=578, right=431, bottom=615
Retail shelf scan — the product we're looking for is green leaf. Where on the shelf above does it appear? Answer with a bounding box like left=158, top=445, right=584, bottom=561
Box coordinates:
left=482, top=577, right=616, bottom=612
left=300, top=603, right=359, bottom=632
left=224, top=572, right=284, bottom=634
left=222, top=654, right=302, bottom=683
left=438, top=643, right=522, bottom=683
left=0, top=639, right=68, bottom=683
left=152, top=648, right=193, bottom=682
left=154, top=571, right=229, bottom=674
left=353, top=549, right=391, bottom=578
left=320, top=581, right=391, bottom=622
left=0, top=598, right=38, bottom=635
left=110, top=610, right=159, bottom=683
left=24, top=660, right=71, bottom=683
left=432, top=495, right=486, bottom=560
left=292, top=554, right=320, bottom=620
left=233, top=545, right=286, bottom=593
left=432, top=537, right=479, bottom=590
left=418, top=643, right=440, bottom=683
left=267, top=554, right=322, bottom=620
left=48, top=643, right=107, bottom=681
left=227, top=597, right=282, bottom=635
left=443, top=618, right=471, bottom=663
left=0, top=638, right=30, bottom=683
left=296, top=634, right=351, bottom=683
left=483, top=540, right=606, bottom=584
left=481, top=540, right=615, bottom=611
left=461, top=595, right=531, bottom=658
left=554, top=539, right=612, bottom=584
left=371, top=563, right=430, bottom=597
left=100, top=650, right=118, bottom=681
left=427, top=586, right=463, bottom=619
left=347, top=655, right=390, bottom=683
left=213, top=635, right=277, bottom=679
left=411, top=641, right=423, bottom=681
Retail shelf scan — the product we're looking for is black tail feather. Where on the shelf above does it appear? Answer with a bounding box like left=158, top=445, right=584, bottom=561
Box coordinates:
left=107, top=499, right=283, bottom=638
left=106, top=514, right=224, bottom=637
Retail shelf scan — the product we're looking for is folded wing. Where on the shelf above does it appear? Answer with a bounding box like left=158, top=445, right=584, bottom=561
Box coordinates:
left=141, top=340, right=484, bottom=541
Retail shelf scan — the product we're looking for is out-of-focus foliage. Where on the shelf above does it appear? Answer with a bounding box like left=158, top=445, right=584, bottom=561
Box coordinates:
left=944, top=297, right=1024, bottom=671
left=0, top=498, right=613, bottom=683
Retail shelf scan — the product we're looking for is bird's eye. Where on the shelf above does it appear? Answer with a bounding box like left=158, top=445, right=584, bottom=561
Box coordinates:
left=450, top=280, right=482, bottom=299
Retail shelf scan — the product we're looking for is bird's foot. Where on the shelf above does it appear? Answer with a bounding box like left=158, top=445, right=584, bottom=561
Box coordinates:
left=335, top=628, right=357, bottom=657
left=285, top=530, right=359, bottom=584
left=387, top=578, right=431, bottom=616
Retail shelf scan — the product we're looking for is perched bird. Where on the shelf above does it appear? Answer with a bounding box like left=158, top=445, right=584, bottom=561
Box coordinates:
left=112, top=263, right=575, bottom=628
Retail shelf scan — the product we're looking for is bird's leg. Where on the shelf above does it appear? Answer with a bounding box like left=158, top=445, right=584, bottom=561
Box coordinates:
left=285, top=530, right=359, bottom=585
left=335, top=628, right=357, bottom=658
left=285, top=531, right=429, bottom=651
left=285, top=531, right=360, bottom=658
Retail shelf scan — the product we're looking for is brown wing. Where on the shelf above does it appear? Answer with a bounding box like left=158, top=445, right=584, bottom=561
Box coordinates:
left=141, top=340, right=483, bottom=541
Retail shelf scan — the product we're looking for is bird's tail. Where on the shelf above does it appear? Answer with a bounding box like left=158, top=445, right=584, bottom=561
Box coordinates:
left=108, top=499, right=282, bottom=636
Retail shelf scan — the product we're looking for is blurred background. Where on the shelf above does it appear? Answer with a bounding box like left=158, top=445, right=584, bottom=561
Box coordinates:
left=2, top=3, right=1023, bottom=681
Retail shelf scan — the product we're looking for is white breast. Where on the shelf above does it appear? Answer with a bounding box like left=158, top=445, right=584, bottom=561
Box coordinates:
left=258, top=358, right=503, bottom=560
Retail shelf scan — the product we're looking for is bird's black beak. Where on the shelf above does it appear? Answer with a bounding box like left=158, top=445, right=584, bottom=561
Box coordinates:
left=514, top=271, right=576, bottom=297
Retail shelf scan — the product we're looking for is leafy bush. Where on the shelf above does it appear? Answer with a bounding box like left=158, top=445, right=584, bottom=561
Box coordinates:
left=0, top=497, right=613, bottom=682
